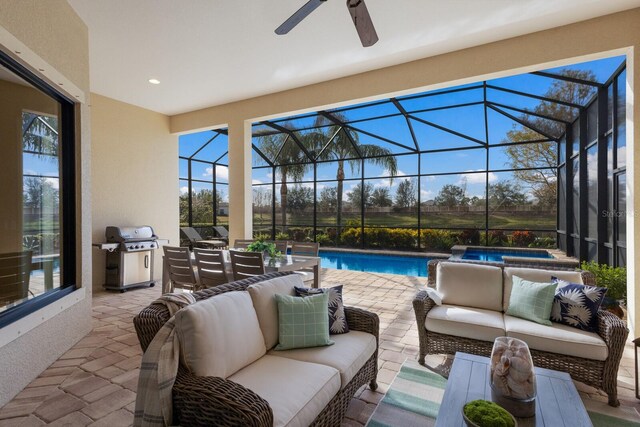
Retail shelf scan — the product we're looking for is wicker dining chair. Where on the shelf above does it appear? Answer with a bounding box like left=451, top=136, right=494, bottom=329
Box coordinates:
left=163, top=246, right=199, bottom=292
left=233, top=239, right=254, bottom=250
left=229, top=250, right=265, bottom=281
left=193, top=248, right=229, bottom=288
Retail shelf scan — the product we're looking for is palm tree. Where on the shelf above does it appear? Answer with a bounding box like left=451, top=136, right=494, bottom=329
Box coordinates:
left=311, top=113, right=398, bottom=230
left=253, top=128, right=313, bottom=229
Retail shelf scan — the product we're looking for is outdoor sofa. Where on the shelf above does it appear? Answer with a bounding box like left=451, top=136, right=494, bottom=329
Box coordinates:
left=413, top=259, right=628, bottom=406
left=134, top=271, right=379, bottom=426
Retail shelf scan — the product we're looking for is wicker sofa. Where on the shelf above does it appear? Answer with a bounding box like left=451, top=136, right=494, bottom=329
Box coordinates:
left=413, top=259, right=628, bottom=407
left=134, top=272, right=379, bottom=426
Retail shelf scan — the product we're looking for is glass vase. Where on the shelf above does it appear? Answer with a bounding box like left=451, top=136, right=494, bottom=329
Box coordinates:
left=490, top=337, right=536, bottom=418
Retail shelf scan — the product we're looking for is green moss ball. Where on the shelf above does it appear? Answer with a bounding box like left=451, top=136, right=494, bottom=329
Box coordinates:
left=463, top=400, right=515, bottom=427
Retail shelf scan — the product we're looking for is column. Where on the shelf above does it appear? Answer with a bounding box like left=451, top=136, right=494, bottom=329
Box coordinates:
left=227, top=119, right=253, bottom=245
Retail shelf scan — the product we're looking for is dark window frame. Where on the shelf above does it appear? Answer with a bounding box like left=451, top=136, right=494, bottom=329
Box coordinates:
left=0, top=50, right=77, bottom=328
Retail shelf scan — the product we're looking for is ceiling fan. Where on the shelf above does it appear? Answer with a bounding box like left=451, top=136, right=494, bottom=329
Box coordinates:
left=275, top=0, right=379, bottom=47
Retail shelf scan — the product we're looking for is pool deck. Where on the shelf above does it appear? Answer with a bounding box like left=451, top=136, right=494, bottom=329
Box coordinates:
left=1, top=268, right=635, bottom=426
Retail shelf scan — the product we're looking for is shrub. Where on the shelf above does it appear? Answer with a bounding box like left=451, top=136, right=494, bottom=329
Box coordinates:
left=363, top=228, right=417, bottom=250
left=528, top=236, right=556, bottom=248
left=340, top=227, right=361, bottom=246
left=421, top=229, right=456, bottom=252
left=315, top=234, right=333, bottom=246
left=485, top=230, right=507, bottom=246
left=511, top=230, right=536, bottom=247
left=253, top=232, right=271, bottom=240
left=580, top=261, right=627, bottom=303
left=458, top=228, right=480, bottom=245
left=275, top=232, right=289, bottom=241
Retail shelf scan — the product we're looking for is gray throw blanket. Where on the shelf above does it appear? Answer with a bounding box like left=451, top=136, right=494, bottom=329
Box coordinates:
left=133, top=292, right=196, bottom=427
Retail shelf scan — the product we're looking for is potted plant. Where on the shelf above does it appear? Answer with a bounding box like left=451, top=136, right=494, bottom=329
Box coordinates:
left=580, top=261, right=627, bottom=318
left=462, top=400, right=517, bottom=427
left=246, top=240, right=280, bottom=259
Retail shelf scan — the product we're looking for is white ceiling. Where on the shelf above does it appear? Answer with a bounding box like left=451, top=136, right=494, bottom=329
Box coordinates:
left=68, top=0, right=639, bottom=116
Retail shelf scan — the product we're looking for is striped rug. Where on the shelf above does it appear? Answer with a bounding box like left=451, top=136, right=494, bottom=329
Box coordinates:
left=366, top=359, right=640, bottom=427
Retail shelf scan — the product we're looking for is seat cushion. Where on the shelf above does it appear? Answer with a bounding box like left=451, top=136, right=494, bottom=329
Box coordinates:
left=268, top=330, right=376, bottom=388
left=503, top=267, right=583, bottom=312
left=175, top=291, right=265, bottom=378
left=436, top=262, right=503, bottom=311
left=248, top=274, right=304, bottom=349
left=228, top=355, right=340, bottom=427
left=425, top=305, right=505, bottom=342
left=504, top=315, right=608, bottom=361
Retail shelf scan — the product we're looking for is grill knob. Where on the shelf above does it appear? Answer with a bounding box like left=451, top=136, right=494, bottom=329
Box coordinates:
left=135, top=245, right=140, bottom=249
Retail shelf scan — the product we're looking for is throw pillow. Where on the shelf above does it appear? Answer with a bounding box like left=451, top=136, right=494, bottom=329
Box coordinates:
left=295, top=285, right=349, bottom=334
left=506, top=276, right=557, bottom=326
left=274, top=292, right=334, bottom=350
left=550, top=278, right=607, bottom=332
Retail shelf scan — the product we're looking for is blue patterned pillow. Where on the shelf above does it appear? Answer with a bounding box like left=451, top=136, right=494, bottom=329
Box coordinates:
left=551, top=278, right=607, bottom=332
left=295, top=285, right=349, bottom=334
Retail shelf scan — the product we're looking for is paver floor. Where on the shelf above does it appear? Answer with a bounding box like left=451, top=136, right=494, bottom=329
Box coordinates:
left=0, top=268, right=637, bottom=426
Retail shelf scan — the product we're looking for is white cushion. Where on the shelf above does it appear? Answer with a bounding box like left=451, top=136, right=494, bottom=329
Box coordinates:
left=502, top=267, right=584, bottom=312
left=248, top=274, right=304, bottom=349
left=268, top=330, right=376, bottom=388
left=425, top=305, right=506, bottom=342
left=176, top=291, right=265, bottom=378
left=504, top=315, right=608, bottom=361
left=228, top=355, right=340, bottom=427
left=436, top=262, right=503, bottom=311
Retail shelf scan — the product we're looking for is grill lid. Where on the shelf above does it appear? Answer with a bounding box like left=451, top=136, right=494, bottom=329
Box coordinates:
left=105, top=226, right=157, bottom=243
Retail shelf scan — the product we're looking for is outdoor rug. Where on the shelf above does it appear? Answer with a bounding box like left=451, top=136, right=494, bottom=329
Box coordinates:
left=366, top=359, right=640, bottom=427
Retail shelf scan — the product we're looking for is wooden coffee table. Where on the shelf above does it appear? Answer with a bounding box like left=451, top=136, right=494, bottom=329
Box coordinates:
left=435, top=352, right=592, bottom=427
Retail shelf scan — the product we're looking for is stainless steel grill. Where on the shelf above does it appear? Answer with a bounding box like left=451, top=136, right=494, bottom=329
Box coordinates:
left=93, top=225, right=166, bottom=292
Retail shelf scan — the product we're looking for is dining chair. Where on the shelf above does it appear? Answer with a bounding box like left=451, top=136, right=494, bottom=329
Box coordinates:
left=290, top=242, right=320, bottom=257
left=229, top=250, right=265, bottom=281
left=270, top=240, right=289, bottom=254
left=233, top=239, right=254, bottom=250
left=0, top=251, right=32, bottom=306
left=163, top=246, right=199, bottom=292
left=290, top=242, right=320, bottom=285
left=193, top=248, right=229, bottom=288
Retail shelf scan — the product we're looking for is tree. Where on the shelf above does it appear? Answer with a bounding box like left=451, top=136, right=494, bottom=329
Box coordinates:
left=504, top=69, right=597, bottom=207
left=318, top=187, right=338, bottom=211
left=311, top=113, right=398, bottom=229
left=434, top=184, right=469, bottom=207
left=394, top=179, right=417, bottom=210
left=488, top=181, right=528, bottom=207
left=253, top=187, right=272, bottom=224
left=22, top=112, right=58, bottom=155
left=253, top=130, right=312, bottom=228
left=370, top=187, right=392, bottom=207
left=23, top=177, right=59, bottom=210
left=286, top=185, right=313, bottom=213
left=346, top=182, right=374, bottom=209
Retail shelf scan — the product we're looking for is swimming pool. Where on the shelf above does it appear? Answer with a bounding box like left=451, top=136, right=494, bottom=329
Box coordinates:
left=462, top=248, right=553, bottom=263
left=319, top=250, right=430, bottom=277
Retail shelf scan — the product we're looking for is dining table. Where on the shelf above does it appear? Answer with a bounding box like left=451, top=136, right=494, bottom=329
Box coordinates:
left=161, top=249, right=321, bottom=293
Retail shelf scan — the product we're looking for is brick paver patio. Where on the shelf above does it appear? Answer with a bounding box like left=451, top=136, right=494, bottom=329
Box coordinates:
left=0, top=268, right=637, bottom=426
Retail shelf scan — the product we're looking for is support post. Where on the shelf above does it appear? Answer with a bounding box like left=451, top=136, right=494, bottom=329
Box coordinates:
left=228, top=119, right=253, bottom=244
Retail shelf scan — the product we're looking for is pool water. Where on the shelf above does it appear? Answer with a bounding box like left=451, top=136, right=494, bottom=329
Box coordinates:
left=462, top=249, right=553, bottom=263
left=319, top=250, right=429, bottom=277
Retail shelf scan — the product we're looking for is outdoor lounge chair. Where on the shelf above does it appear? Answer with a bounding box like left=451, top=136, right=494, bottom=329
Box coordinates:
left=213, top=225, right=229, bottom=243
left=180, top=227, right=227, bottom=249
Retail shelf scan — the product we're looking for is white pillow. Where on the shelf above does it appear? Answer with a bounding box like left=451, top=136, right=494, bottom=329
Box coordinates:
left=425, top=288, right=443, bottom=305
left=176, top=291, right=266, bottom=378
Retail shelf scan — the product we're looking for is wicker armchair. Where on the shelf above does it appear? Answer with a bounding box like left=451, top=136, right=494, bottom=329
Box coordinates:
left=413, top=259, right=628, bottom=407
left=134, top=272, right=379, bottom=426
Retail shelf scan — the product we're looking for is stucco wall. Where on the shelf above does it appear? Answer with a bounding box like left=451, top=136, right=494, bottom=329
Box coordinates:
left=171, top=9, right=639, bottom=335
left=91, top=94, right=179, bottom=289
left=0, top=0, right=92, bottom=406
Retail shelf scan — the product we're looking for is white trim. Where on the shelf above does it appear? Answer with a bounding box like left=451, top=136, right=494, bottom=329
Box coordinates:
left=0, top=287, right=86, bottom=348
left=0, top=26, right=86, bottom=103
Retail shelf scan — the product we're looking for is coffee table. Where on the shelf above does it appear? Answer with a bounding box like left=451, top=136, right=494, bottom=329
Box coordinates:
left=435, top=352, right=592, bottom=427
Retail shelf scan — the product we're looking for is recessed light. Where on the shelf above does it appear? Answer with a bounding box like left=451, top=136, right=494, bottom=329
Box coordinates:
left=148, top=78, right=160, bottom=85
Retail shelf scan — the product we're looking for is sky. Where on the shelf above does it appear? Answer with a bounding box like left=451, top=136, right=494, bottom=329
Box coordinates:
left=178, top=55, right=625, bottom=203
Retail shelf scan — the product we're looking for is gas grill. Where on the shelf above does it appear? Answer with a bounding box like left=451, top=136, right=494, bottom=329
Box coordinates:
left=93, top=226, right=167, bottom=292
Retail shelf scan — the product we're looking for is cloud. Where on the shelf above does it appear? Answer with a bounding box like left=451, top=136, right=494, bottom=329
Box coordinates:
left=252, top=179, right=263, bottom=184
left=420, top=189, right=434, bottom=199
left=458, top=170, right=497, bottom=185
left=375, top=169, right=408, bottom=188
left=203, top=165, right=229, bottom=181
left=44, top=177, right=59, bottom=190
left=180, top=186, right=189, bottom=194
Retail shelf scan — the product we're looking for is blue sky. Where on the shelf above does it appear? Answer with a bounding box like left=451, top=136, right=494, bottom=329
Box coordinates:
left=179, top=55, right=624, bottom=202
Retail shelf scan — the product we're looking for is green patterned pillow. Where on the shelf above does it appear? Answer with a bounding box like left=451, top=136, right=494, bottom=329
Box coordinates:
left=274, top=293, right=334, bottom=350
left=506, top=276, right=557, bottom=326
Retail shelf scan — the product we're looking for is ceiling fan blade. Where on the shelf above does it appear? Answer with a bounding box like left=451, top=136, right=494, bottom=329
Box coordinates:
left=275, top=0, right=326, bottom=35
left=346, top=0, right=378, bottom=47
